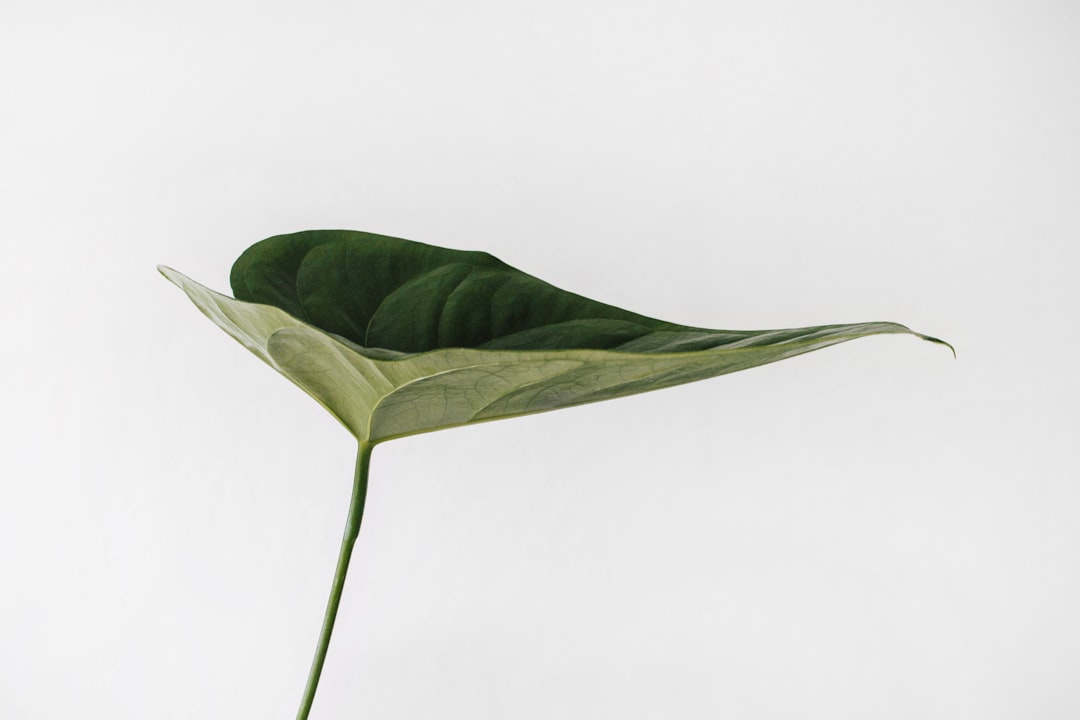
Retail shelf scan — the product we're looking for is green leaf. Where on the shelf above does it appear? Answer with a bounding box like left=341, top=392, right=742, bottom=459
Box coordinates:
left=162, top=229, right=952, bottom=719
left=160, top=229, right=951, bottom=444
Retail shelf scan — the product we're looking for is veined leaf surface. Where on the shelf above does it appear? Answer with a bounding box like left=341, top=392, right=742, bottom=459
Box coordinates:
left=161, top=229, right=952, bottom=719
left=160, top=229, right=950, bottom=444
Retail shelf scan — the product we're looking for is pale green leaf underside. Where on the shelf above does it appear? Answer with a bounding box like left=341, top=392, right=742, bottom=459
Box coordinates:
left=160, top=266, right=949, bottom=444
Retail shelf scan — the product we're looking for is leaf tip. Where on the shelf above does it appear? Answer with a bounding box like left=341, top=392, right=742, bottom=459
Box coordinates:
left=917, top=332, right=956, bottom=359
left=157, top=265, right=187, bottom=288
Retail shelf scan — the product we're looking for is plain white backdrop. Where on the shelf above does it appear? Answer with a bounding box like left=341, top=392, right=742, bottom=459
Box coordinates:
left=2, top=1, right=1078, bottom=718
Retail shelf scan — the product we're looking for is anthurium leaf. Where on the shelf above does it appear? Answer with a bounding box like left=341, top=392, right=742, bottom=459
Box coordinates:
left=160, top=229, right=951, bottom=444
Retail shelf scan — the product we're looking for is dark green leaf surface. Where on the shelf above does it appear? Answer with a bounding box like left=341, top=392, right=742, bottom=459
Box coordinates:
left=162, top=229, right=950, bottom=443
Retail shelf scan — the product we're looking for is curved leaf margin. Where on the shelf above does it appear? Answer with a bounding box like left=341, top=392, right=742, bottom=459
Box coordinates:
left=160, top=266, right=952, bottom=444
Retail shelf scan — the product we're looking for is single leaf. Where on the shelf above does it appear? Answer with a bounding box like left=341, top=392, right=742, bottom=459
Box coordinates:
left=162, top=229, right=952, bottom=719
left=160, top=229, right=951, bottom=444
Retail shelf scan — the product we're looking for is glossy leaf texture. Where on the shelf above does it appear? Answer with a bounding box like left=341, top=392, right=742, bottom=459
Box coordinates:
left=161, top=230, right=951, bottom=444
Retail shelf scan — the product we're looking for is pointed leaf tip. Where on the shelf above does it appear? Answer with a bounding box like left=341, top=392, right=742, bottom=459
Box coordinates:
left=158, top=265, right=182, bottom=285
left=918, top=332, right=956, bottom=358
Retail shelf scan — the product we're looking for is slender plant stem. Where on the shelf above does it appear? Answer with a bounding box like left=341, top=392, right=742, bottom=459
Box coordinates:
left=296, top=442, right=374, bottom=720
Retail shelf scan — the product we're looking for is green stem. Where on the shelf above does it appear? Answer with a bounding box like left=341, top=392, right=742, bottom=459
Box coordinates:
left=296, top=442, right=374, bottom=720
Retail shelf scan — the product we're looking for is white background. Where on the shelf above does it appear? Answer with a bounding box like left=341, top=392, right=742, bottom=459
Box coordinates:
left=2, top=1, right=1078, bottom=718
